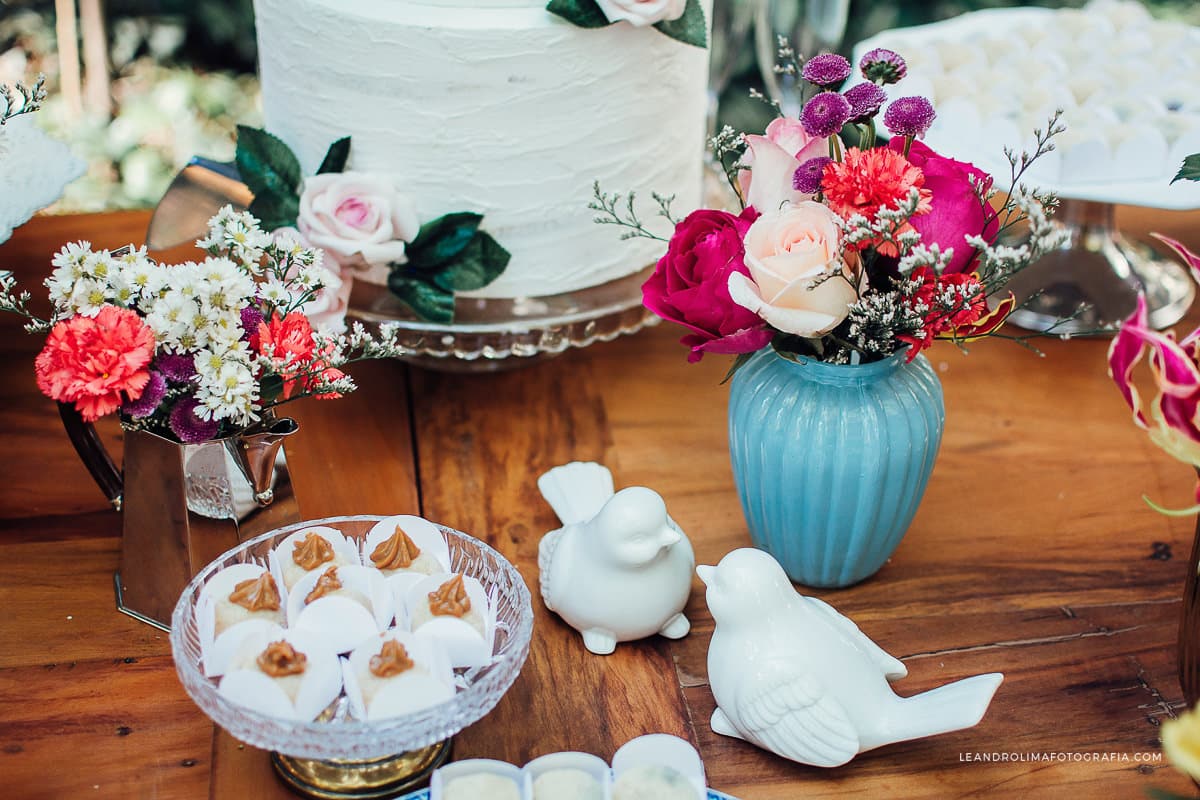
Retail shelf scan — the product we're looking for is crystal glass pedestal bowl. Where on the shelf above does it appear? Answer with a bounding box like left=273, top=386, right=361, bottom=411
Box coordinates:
left=170, top=515, right=534, bottom=799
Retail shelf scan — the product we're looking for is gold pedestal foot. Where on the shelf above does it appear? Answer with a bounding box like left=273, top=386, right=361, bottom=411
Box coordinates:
left=271, top=739, right=452, bottom=799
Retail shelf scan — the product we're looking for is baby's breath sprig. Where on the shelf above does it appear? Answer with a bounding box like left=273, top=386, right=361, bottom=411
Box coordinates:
left=709, top=125, right=747, bottom=202
left=0, top=270, right=50, bottom=332
left=0, top=74, right=47, bottom=125
left=589, top=181, right=669, bottom=242
left=652, top=192, right=680, bottom=226
left=772, top=35, right=801, bottom=82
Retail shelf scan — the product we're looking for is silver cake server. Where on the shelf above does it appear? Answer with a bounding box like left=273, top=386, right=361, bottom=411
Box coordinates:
left=145, top=157, right=253, bottom=251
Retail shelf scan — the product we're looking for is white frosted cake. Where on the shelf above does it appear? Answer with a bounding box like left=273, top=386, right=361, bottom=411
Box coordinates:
left=253, top=0, right=708, bottom=300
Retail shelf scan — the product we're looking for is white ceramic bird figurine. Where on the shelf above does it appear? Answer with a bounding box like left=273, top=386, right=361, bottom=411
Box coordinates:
left=537, top=462, right=694, bottom=655
left=698, top=548, right=1003, bottom=767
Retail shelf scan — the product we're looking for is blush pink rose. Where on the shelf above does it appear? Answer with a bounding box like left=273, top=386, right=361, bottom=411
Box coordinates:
left=642, top=208, right=773, bottom=363
left=727, top=201, right=857, bottom=337
left=739, top=117, right=829, bottom=213
left=297, top=172, right=419, bottom=269
left=888, top=137, right=998, bottom=274
left=594, top=0, right=685, bottom=26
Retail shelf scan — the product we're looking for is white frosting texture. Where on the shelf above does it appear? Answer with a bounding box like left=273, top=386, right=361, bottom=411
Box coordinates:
left=254, top=0, right=708, bottom=298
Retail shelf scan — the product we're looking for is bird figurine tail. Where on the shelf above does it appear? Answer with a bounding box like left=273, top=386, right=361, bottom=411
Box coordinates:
left=869, top=673, right=1004, bottom=751
left=537, top=461, right=615, bottom=525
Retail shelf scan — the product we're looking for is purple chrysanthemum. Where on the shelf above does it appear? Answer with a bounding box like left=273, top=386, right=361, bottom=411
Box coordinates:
left=800, top=91, right=852, bottom=138
left=793, top=157, right=833, bottom=194
left=121, top=370, right=167, bottom=418
left=156, top=352, right=197, bottom=383
left=168, top=396, right=220, bottom=444
left=844, top=82, right=888, bottom=122
left=883, top=96, right=936, bottom=138
left=802, top=53, right=852, bottom=88
left=240, top=304, right=264, bottom=341
left=860, top=48, right=907, bottom=85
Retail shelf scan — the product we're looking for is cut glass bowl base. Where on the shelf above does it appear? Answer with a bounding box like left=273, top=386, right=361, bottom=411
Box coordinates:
left=348, top=265, right=657, bottom=372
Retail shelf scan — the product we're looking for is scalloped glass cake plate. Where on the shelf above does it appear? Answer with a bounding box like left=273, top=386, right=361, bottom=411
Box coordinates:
left=347, top=265, right=658, bottom=372
left=169, top=515, right=534, bottom=797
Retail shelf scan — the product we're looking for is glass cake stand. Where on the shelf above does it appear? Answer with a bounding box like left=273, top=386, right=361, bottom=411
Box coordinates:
left=348, top=266, right=658, bottom=372
left=170, top=515, right=534, bottom=799
left=1001, top=198, right=1195, bottom=334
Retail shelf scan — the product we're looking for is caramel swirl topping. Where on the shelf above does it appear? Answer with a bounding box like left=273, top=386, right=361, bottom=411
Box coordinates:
left=428, top=574, right=471, bottom=618
left=292, top=532, right=334, bottom=571
left=256, top=640, right=307, bottom=677
left=370, top=526, right=422, bottom=570
left=228, top=572, right=281, bottom=613
left=304, top=566, right=342, bottom=604
left=369, top=639, right=416, bottom=678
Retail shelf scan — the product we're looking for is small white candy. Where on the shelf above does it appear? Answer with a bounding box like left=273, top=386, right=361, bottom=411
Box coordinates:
left=532, top=769, right=604, bottom=800
left=612, top=766, right=697, bottom=800
left=443, top=774, right=521, bottom=800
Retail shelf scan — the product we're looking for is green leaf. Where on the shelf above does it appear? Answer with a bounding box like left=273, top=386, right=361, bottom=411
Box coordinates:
left=654, top=0, right=707, bottom=48
left=545, top=0, right=613, bottom=28
left=719, top=352, right=754, bottom=385
left=259, top=373, right=285, bottom=404
left=248, top=194, right=298, bottom=232
left=316, top=136, right=351, bottom=175
left=1173, top=153, right=1200, bottom=184
left=236, top=126, right=302, bottom=227
left=406, top=212, right=484, bottom=270
left=431, top=232, right=512, bottom=292
left=387, top=274, right=456, bottom=324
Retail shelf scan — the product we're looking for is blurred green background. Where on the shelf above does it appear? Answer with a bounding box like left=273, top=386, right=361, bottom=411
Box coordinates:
left=1, top=0, right=1197, bottom=211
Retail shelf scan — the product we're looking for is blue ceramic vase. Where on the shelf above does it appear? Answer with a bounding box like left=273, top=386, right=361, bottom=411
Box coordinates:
left=727, top=348, right=944, bottom=588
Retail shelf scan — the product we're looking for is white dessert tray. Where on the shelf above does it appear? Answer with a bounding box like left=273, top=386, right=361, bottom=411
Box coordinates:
left=850, top=6, right=1200, bottom=210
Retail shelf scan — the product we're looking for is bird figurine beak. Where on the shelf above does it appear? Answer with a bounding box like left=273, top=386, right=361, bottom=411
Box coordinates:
left=696, top=565, right=715, bottom=585
left=661, top=527, right=682, bottom=547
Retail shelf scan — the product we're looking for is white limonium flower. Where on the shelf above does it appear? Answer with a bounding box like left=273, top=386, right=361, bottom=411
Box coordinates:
left=66, top=277, right=110, bottom=317
left=259, top=277, right=292, bottom=306
left=198, top=206, right=273, bottom=273
left=122, top=256, right=168, bottom=301
left=193, top=348, right=260, bottom=426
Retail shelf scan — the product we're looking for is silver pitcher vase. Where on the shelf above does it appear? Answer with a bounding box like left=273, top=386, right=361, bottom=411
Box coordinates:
left=58, top=403, right=302, bottom=630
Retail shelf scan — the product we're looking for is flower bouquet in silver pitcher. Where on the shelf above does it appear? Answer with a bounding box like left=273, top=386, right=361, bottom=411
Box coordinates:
left=0, top=207, right=413, bottom=628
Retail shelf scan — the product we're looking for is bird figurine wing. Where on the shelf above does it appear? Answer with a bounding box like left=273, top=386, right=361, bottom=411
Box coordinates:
left=537, top=462, right=615, bottom=525
left=804, top=596, right=908, bottom=680
left=537, top=528, right=566, bottom=611
left=736, top=660, right=859, bottom=768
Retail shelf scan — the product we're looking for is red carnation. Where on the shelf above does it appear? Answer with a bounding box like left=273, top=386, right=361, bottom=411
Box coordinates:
left=34, top=305, right=156, bottom=422
left=254, top=311, right=317, bottom=400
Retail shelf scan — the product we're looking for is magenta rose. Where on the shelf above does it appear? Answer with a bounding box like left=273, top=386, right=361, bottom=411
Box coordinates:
left=889, top=137, right=999, bottom=274
left=642, top=208, right=773, bottom=363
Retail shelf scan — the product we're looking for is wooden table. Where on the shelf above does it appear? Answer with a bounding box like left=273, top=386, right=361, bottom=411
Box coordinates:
left=3, top=209, right=1200, bottom=799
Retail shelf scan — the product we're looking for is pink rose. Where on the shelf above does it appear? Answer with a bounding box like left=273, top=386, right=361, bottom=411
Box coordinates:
left=727, top=201, right=857, bottom=337
left=888, top=138, right=998, bottom=274
left=642, top=208, right=773, bottom=363
left=594, top=0, right=685, bottom=26
left=297, top=172, right=420, bottom=269
left=739, top=117, right=829, bottom=213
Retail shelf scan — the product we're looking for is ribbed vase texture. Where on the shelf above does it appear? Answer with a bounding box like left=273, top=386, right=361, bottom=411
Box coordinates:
left=727, top=349, right=945, bottom=588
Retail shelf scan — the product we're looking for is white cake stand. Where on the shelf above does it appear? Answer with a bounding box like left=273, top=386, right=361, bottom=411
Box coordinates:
left=348, top=267, right=657, bottom=372
left=850, top=7, right=1200, bottom=332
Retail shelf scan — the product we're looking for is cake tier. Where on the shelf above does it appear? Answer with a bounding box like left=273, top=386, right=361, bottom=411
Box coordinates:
left=254, top=0, right=708, bottom=299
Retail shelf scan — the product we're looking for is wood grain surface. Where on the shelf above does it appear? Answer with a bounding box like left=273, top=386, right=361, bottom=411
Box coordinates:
left=2, top=209, right=1200, bottom=799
